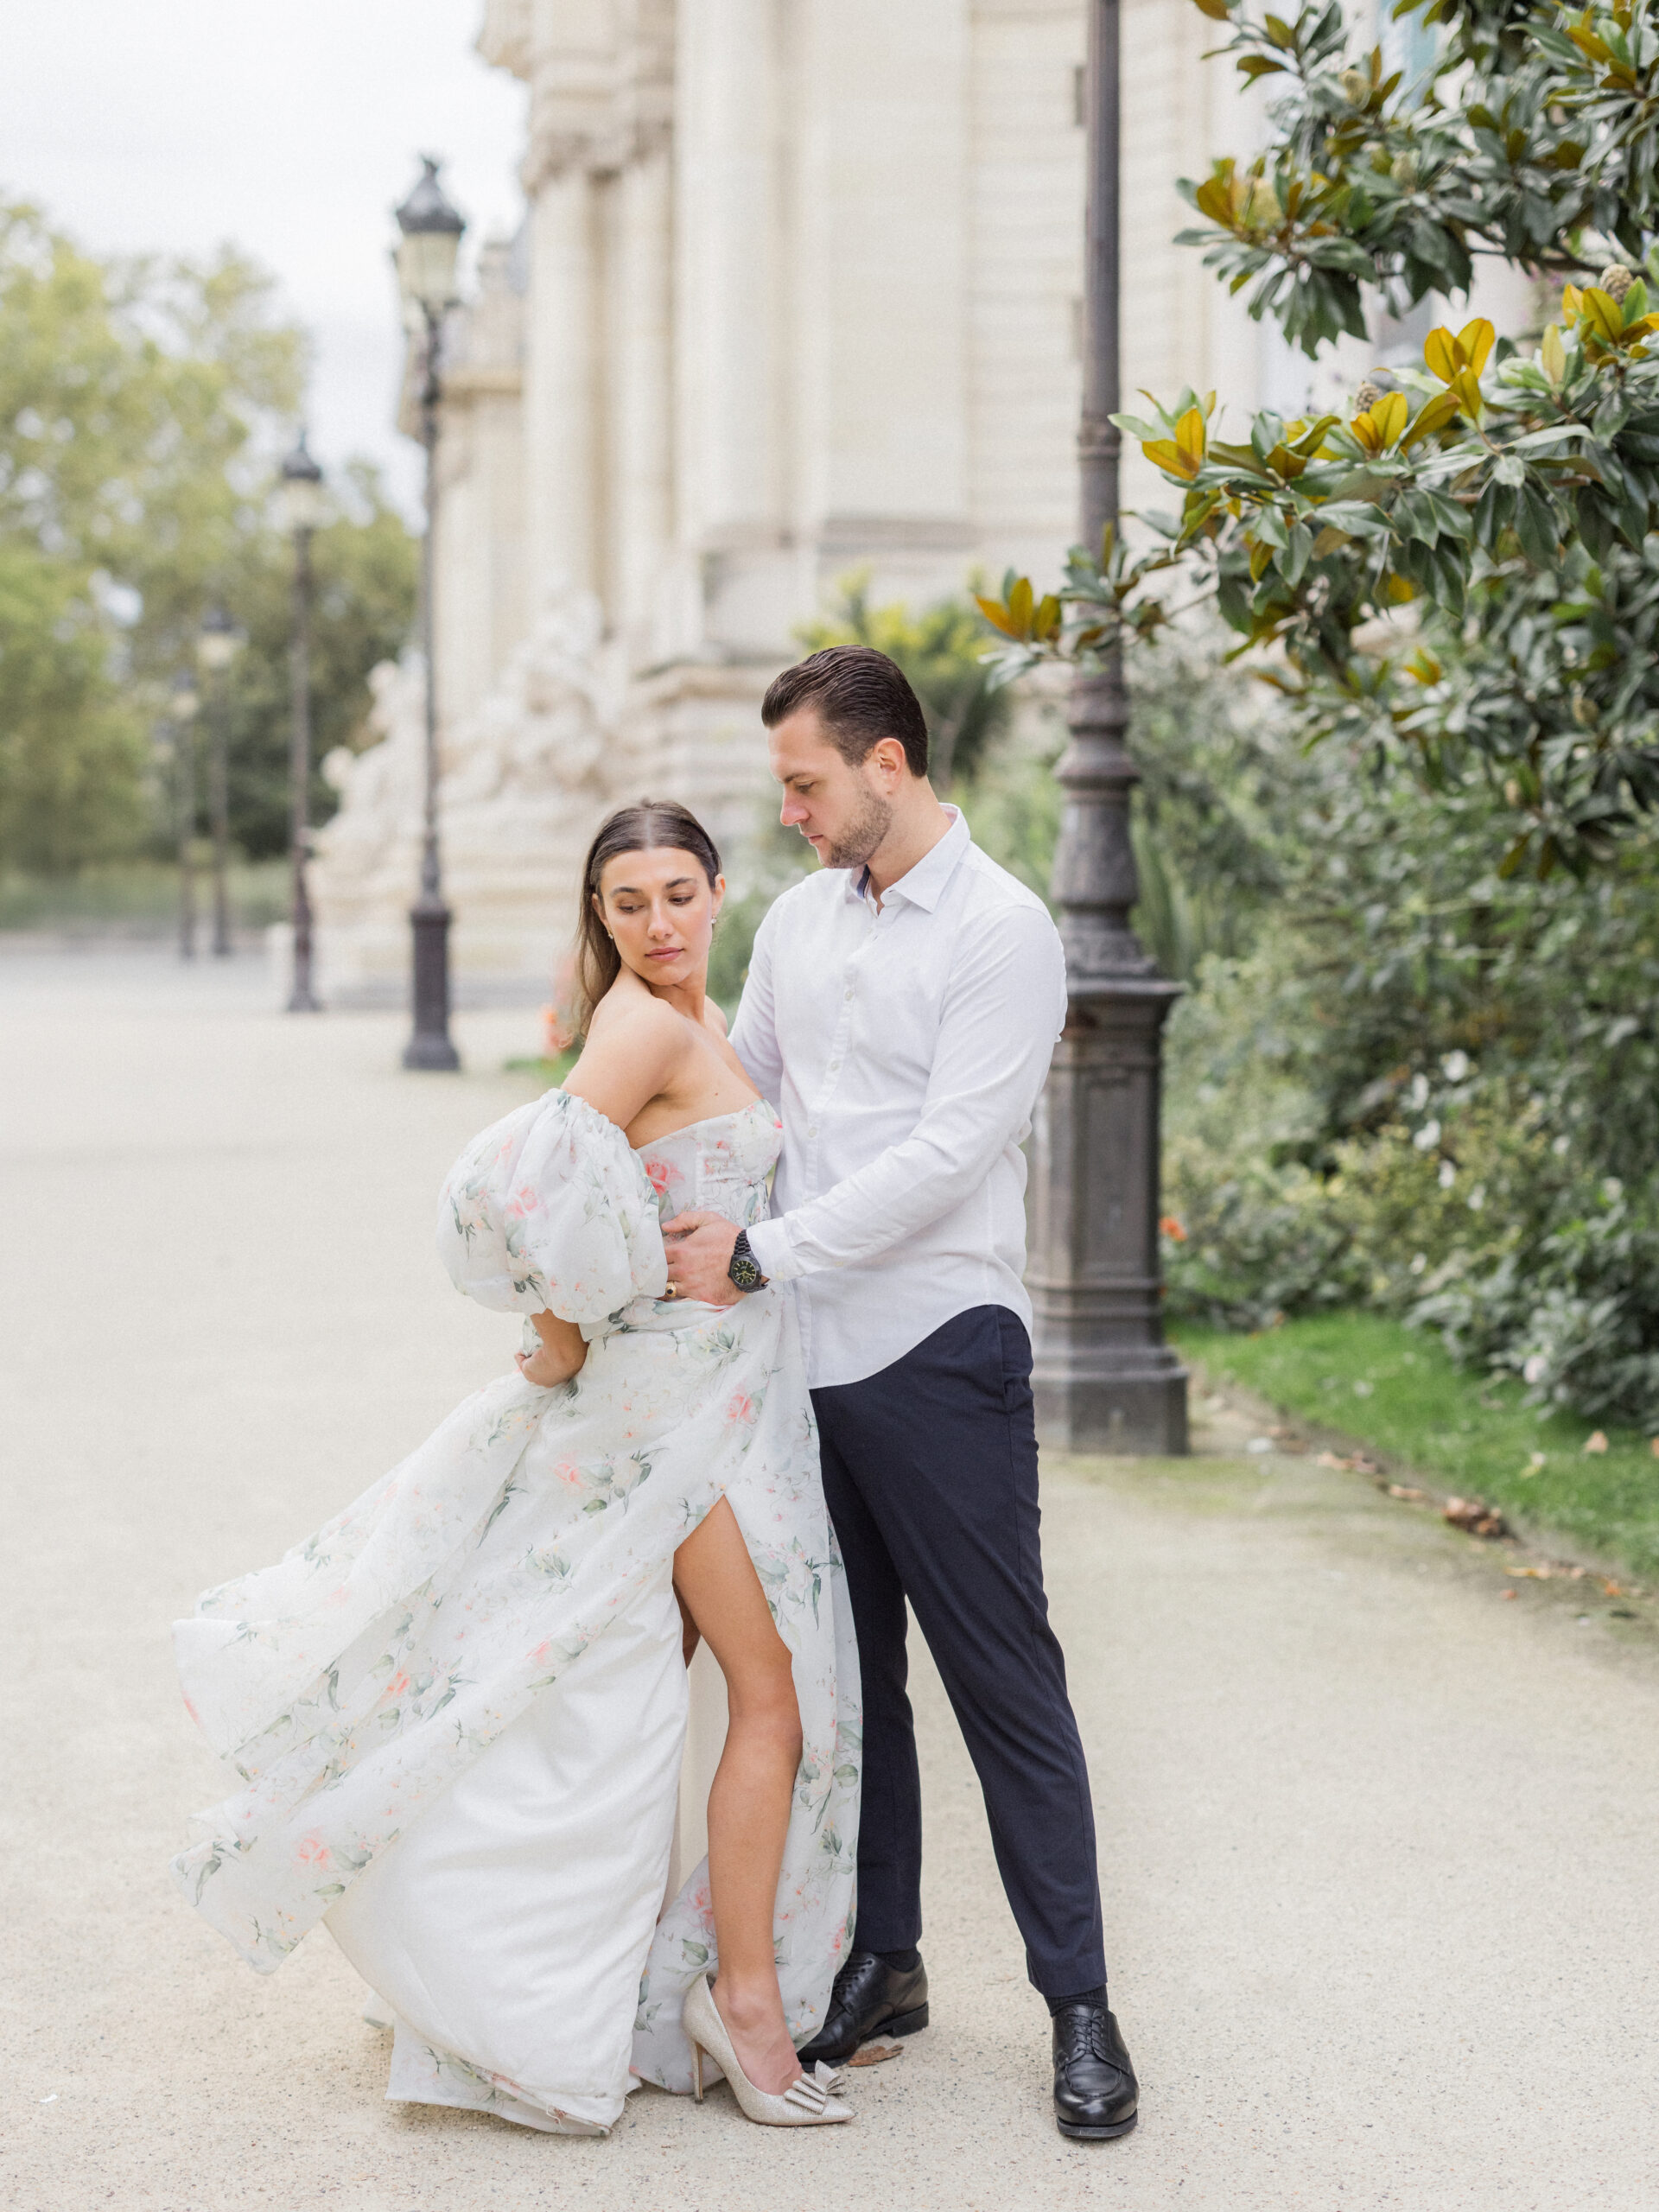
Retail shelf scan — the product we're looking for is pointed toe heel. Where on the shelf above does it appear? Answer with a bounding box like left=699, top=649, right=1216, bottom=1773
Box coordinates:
left=681, top=1976, right=854, bottom=2127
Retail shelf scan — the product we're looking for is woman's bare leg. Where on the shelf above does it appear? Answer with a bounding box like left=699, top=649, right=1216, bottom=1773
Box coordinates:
left=673, top=1496, right=804, bottom=2094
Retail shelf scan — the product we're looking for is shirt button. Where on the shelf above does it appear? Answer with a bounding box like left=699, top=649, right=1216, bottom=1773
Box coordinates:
left=843, top=988, right=854, bottom=1001
left=807, top=1125, right=818, bottom=1139
left=827, top=1060, right=840, bottom=1073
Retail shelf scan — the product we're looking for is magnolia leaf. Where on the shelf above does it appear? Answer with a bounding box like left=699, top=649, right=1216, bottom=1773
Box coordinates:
left=1372, top=390, right=1409, bottom=446
left=1033, top=593, right=1063, bottom=643
left=1007, top=575, right=1034, bottom=635
left=1401, top=390, right=1459, bottom=448
left=974, top=594, right=1018, bottom=638
left=1191, top=0, right=1233, bottom=20
left=1174, top=405, right=1208, bottom=468
left=1457, top=317, right=1496, bottom=376
left=1423, top=326, right=1459, bottom=385
left=1142, top=436, right=1198, bottom=480
left=1541, top=323, right=1567, bottom=385
left=1581, top=289, right=1624, bottom=345
left=1451, top=367, right=1484, bottom=421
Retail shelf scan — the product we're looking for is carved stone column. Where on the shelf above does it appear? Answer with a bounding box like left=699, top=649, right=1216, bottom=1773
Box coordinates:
left=1027, top=0, right=1188, bottom=1455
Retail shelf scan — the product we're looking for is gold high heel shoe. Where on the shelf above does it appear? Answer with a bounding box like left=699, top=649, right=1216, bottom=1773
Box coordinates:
left=681, top=1975, right=854, bottom=2126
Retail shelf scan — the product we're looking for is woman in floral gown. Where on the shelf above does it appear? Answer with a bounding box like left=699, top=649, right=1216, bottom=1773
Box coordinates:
left=172, top=801, right=861, bottom=2136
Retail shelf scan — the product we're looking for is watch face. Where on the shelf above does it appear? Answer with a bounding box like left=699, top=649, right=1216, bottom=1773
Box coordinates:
left=730, top=1252, right=765, bottom=1293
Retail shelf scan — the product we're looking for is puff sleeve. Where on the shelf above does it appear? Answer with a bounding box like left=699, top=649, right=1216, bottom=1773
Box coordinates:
left=436, top=1089, right=666, bottom=1323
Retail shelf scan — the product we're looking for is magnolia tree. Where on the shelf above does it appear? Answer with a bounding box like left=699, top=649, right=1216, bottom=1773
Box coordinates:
left=979, top=0, right=1659, bottom=876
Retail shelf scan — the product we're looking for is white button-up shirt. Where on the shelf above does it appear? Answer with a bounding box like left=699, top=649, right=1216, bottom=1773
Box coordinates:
left=732, top=808, right=1067, bottom=1389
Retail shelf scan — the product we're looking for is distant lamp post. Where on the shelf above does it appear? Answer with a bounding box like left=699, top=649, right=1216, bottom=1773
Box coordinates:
left=169, top=670, right=200, bottom=960
left=1027, top=0, right=1189, bottom=1453
left=393, top=153, right=465, bottom=1071
left=276, top=429, right=327, bottom=1012
left=196, top=604, right=245, bottom=958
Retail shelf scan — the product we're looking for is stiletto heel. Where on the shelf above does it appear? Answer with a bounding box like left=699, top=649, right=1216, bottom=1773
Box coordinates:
left=681, top=1975, right=853, bottom=2127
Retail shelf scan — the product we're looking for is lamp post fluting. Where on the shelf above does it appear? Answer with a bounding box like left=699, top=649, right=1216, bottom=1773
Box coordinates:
left=197, top=605, right=243, bottom=958
left=276, top=430, right=327, bottom=1012
left=394, top=156, right=464, bottom=1072
left=1027, top=0, right=1189, bottom=1454
left=170, top=669, right=200, bottom=960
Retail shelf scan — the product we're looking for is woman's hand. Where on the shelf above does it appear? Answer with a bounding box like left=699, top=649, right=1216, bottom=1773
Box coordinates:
left=515, top=1311, right=588, bottom=1389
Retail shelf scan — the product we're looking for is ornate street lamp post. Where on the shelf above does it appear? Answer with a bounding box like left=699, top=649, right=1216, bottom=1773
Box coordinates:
left=393, top=155, right=465, bottom=1071
left=276, top=429, right=327, bottom=1012
left=1028, top=0, right=1189, bottom=1454
left=170, top=669, right=200, bottom=960
left=197, top=604, right=244, bottom=958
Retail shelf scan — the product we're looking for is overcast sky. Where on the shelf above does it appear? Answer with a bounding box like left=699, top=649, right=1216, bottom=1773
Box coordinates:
left=1, top=1, right=526, bottom=514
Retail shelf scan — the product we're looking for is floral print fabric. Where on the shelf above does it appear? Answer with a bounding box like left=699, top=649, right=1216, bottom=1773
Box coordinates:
left=170, top=1090, right=859, bottom=2125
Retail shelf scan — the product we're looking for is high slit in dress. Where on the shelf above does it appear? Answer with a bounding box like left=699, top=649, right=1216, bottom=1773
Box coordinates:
left=171, top=1091, right=861, bottom=2135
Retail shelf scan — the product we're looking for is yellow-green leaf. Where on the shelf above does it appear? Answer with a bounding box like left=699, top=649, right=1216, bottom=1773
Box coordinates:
left=1457, top=318, right=1495, bottom=376
left=1007, top=575, right=1034, bottom=635
left=1033, top=594, right=1062, bottom=642
left=1372, top=390, right=1408, bottom=445
left=974, top=594, right=1017, bottom=638
left=1581, top=288, right=1624, bottom=345
left=1400, top=389, right=1459, bottom=448
left=1175, top=405, right=1208, bottom=469
left=1191, top=0, right=1232, bottom=20
left=1452, top=367, right=1484, bottom=421
left=1423, top=327, right=1459, bottom=385
left=1541, top=323, right=1566, bottom=385
left=1142, top=436, right=1198, bottom=480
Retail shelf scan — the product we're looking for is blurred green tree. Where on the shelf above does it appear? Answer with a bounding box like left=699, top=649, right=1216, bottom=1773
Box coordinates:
left=0, top=197, right=414, bottom=874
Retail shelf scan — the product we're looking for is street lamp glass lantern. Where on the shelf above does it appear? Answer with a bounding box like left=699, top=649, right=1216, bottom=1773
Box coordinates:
left=197, top=604, right=244, bottom=674
left=276, top=429, right=327, bottom=537
left=394, top=155, right=465, bottom=316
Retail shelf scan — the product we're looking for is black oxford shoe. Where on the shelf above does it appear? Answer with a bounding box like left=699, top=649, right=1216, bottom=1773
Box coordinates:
left=1052, top=2001, right=1138, bottom=2139
left=797, top=1949, right=930, bottom=2065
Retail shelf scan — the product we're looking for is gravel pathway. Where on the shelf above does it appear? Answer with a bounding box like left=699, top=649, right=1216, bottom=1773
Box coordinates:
left=3, top=948, right=1656, bottom=2211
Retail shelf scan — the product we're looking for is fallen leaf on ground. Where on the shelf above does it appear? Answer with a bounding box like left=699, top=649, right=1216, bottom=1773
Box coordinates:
left=847, top=2040, right=905, bottom=2068
left=1500, top=1588, right=1517, bottom=1601
left=1506, top=1564, right=1551, bottom=1579
left=1444, top=1496, right=1507, bottom=1537
left=1583, top=1430, right=1609, bottom=1454
left=1387, top=1484, right=1426, bottom=1501
left=1602, top=1580, right=1624, bottom=1597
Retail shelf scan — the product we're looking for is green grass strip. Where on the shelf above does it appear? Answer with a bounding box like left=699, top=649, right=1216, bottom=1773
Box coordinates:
left=1174, top=1311, right=1659, bottom=1580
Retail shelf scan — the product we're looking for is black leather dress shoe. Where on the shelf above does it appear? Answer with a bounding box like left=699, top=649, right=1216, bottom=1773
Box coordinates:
left=797, top=1949, right=930, bottom=2065
left=1052, top=2002, right=1138, bottom=2139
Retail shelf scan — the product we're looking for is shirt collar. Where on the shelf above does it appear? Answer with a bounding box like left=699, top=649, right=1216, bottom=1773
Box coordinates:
left=848, top=806, right=969, bottom=912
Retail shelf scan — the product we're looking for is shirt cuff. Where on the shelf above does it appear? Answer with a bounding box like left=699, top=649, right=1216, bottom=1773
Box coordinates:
left=745, top=1216, right=804, bottom=1283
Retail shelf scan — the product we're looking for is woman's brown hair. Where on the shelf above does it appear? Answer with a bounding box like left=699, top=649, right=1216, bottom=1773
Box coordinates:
left=572, top=800, right=723, bottom=1033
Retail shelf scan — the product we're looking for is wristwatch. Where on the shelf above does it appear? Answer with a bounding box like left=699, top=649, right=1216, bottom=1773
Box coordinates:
left=728, top=1230, right=769, bottom=1294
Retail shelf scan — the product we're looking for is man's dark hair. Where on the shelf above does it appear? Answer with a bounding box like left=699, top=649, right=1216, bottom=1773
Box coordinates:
left=760, top=645, right=929, bottom=779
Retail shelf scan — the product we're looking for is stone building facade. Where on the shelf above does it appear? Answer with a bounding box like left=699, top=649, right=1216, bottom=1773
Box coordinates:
left=310, top=0, right=1274, bottom=1003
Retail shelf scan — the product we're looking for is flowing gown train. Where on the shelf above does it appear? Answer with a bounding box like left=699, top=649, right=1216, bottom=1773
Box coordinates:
left=171, top=1092, right=861, bottom=2134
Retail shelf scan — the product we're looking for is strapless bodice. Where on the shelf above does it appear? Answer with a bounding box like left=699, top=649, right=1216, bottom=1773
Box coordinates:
left=633, top=1097, right=782, bottom=1231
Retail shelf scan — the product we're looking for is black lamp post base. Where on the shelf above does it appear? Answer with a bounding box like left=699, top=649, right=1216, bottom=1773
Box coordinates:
left=1033, top=1350, right=1190, bottom=1458
left=404, top=897, right=461, bottom=1071
left=403, top=1028, right=461, bottom=1071
left=287, top=987, right=323, bottom=1014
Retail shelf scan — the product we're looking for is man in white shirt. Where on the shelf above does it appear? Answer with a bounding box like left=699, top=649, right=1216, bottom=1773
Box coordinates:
left=663, top=645, right=1138, bottom=2140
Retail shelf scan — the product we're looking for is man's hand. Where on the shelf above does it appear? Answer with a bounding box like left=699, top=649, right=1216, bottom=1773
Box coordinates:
left=663, top=1209, right=743, bottom=1306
